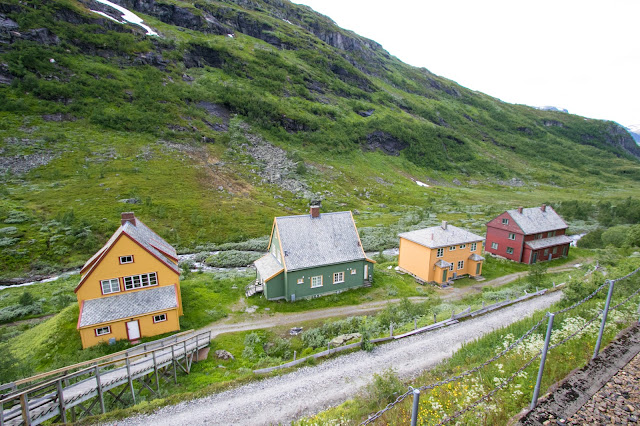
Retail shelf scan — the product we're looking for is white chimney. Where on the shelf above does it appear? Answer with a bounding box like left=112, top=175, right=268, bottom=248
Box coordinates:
left=441, top=220, right=447, bottom=230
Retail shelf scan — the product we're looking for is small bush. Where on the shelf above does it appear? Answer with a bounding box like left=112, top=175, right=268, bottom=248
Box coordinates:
left=365, top=369, right=406, bottom=405
left=205, top=250, right=262, bottom=267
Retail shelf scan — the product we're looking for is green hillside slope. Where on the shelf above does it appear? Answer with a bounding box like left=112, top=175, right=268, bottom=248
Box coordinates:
left=0, top=0, right=639, bottom=277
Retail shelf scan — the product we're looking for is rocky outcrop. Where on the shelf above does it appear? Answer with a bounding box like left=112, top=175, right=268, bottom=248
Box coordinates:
left=364, top=131, right=408, bottom=156
left=0, top=13, right=59, bottom=46
left=183, top=43, right=228, bottom=68
left=602, top=122, right=640, bottom=159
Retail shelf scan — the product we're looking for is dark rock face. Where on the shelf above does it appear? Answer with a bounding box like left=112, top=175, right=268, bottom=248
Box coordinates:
left=603, top=122, right=640, bottom=159
left=364, top=131, right=408, bottom=156
left=280, top=115, right=308, bottom=133
left=133, top=52, right=168, bottom=68
left=0, top=14, right=18, bottom=32
left=22, top=28, right=59, bottom=45
left=330, top=63, right=374, bottom=92
left=543, top=119, right=564, bottom=128
left=198, top=101, right=230, bottom=131
left=184, top=44, right=227, bottom=68
left=357, top=109, right=374, bottom=117
left=115, top=0, right=232, bottom=35
left=0, top=62, right=12, bottom=85
left=1, top=13, right=59, bottom=46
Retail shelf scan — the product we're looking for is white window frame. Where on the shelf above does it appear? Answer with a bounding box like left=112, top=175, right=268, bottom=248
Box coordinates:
left=470, top=242, right=477, bottom=252
left=508, top=233, right=516, bottom=240
left=350, top=269, right=357, bottom=275
left=95, top=326, right=111, bottom=336
left=311, top=276, right=323, bottom=288
left=101, top=278, right=120, bottom=295
left=449, top=264, right=454, bottom=271
left=153, top=313, right=167, bottom=323
left=506, top=247, right=514, bottom=255
left=457, top=260, right=464, bottom=270
left=297, top=277, right=304, bottom=284
left=459, top=244, right=466, bottom=249
left=123, top=272, right=158, bottom=290
left=553, top=247, right=557, bottom=254
left=333, top=272, right=344, bottom=284
left=449, top=245, right=456, bottom=251
left=436, top=248, right=444, bottom=257
left=491, top=242, right=498, bottom=250
left=502, top=218, right=509, bottom=225
left=119, top=255, right=133, bottom=264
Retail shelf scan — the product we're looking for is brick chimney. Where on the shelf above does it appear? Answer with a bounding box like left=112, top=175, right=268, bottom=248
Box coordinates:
left=518, top=206, right=523, bottom=214
left=310, top=205, right=320, bottom=218
left=121, top=212, right=136, bottom=227
left=541, top=204, right=547, bottom=212
left=441, top=220, right=448, bottom=230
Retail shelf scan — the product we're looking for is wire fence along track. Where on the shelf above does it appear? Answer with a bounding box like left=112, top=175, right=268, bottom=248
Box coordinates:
left=361, top=265, right=640, bottom=425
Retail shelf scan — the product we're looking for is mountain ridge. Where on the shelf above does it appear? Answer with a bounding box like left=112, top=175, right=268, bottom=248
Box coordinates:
left=0, top=0, right=639, bottom=277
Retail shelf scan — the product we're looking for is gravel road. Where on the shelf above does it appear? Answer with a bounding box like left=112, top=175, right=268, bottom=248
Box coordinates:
left=119, top=291, right=563, bottom=426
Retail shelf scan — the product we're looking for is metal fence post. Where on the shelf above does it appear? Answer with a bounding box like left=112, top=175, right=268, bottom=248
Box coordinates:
left=411, top=388, right=420, bottom=426
left=126, top=353, right=136, bottom=404
left=414, top=318, right=417, bottom=330
left=56, top=379, right=67, bottom=423
left=293, top=350, right=297, bottom=361
left=531, top=313, right=555, bottom=410
left=434, top=313, right=437, bottom=324
left=593, top=280, right=615, bottom=360
left=20, top=393, right=30, bottom=426
left=195, top=335, right=199, bottom=362
left=94, top=365, right=105, bottom=414
left=171, top=345, right=178, bottom=384
left=152, top=351, right=160, bottom=391
left=390, top=323, right=393, bottom=337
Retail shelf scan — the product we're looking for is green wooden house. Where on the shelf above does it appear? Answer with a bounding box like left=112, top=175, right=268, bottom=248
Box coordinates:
left=248, top=206, right=375, bottom=301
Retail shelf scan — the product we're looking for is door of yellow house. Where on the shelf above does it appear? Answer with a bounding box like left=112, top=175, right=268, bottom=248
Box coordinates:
left=442, top=269, right=447, bottom=283
left=126, top=320, right=140, bottom=340
left=476, top=263, right=481, bottom=275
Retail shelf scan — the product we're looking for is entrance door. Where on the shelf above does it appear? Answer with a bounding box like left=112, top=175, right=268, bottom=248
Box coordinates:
left=563, top=245, right=568, bottom=256
left=364, top=264, right=368, bottom=280
left=442, top=269, right=447, bottom=283
left=532, top=252, right=538, bottom=264
left=476, top=263, right=481, bottom=275
left=126, top=320, right=141, bottom=340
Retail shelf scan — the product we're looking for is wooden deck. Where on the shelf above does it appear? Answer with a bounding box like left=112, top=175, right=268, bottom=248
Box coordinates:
left=0, top=330, right=211, bottom=426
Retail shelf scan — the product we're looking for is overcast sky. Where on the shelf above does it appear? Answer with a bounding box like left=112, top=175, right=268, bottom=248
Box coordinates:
left=292, top=0, right=639, bottom=128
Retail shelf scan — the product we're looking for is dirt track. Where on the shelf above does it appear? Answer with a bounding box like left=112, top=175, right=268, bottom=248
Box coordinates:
left=119, top=291, right=562, bottom=426
left=438, top=258, right=590, bottom=301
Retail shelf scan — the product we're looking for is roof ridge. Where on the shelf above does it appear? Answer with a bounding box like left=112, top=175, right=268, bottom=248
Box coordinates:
left=275, top=210, right=352, bottom=220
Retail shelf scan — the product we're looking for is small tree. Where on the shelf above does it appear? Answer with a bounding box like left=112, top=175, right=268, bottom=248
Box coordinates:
left=19, top=291, right=34, bottom=306
left=527, top=262, right=548, bottom=287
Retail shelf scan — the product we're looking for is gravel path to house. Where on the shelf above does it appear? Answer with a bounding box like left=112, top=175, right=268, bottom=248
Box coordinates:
left=201, top=296, right=430, bottom=339
left=438, top=258, right=591, bottom=301
left=118, top=291, right=563, bottom=426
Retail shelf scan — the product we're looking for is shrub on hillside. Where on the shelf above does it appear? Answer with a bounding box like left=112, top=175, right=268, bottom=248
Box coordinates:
left=205, top=250, right=262, bottom=267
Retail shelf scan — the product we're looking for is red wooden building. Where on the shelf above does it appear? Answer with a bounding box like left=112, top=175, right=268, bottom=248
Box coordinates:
left=485, top=204, right=571, bottom=264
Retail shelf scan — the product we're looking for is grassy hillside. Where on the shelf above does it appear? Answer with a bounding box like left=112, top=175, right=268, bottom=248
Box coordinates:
left=0, top=0, right=639, bottom=277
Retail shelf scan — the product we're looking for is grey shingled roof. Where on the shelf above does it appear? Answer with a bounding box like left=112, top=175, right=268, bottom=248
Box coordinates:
left=82, top=217, right=178, bottom=274
left=399, top=224, right=484, bottom=249
left=254, top=254, right=283, bottom=280
left=434, top=259, right=452, bottom=268
left=507, top=206, right=568, bottom=235
left=79, top=285, right=178, bottom=328
left=275, top=211, right=367, bottom=271
left=469, top=253, right=485, bottom=261
left=525, top=235, right=573, bottom=250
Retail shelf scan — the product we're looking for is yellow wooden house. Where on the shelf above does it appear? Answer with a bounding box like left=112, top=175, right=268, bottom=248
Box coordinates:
left=75, top=212, right=183, bottom=349
left=398, top=221, right=485, bottom=285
